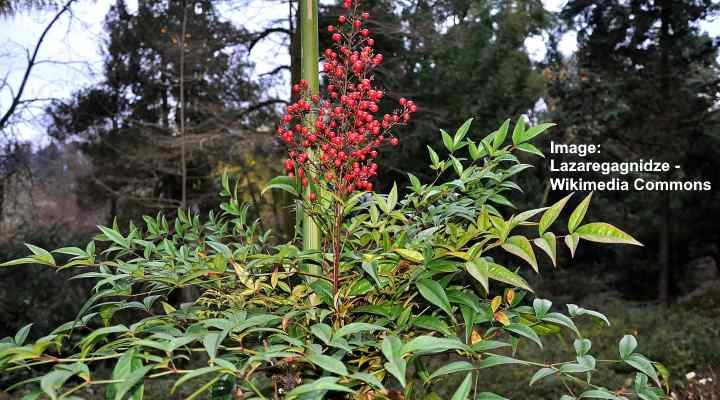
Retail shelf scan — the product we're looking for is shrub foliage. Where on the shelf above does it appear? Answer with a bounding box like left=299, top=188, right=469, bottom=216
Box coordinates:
left=0, top=118, right=668, bottom=400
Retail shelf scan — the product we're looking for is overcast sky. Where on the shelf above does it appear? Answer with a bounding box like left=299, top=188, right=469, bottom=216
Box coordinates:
left=1, top=0, right=717, bottom=144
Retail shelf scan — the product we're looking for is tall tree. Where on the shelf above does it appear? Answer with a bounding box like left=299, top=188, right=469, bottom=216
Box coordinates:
left=547, top=0, right=720, bottom=302
left=47, top=0, right=279, bottom=218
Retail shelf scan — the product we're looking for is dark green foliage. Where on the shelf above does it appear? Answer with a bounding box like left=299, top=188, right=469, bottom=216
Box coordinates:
left=46, top=0, right=277, bottom=219
left=0, top=120, right=666, bottom=399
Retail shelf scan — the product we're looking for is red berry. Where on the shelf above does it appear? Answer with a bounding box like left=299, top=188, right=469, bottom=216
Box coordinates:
left=399, top=97, right=407, bottom=106
left=390, top=138, right=399, bottom=146
left=309, top=192, right=317, bottom=201
left=338, top=15, right=347, bottom=24
left=332, top=33, right=341, bottom=42
left=361, top=12, right=369, bottom=19
left=327, top=25, right=335, bottom=32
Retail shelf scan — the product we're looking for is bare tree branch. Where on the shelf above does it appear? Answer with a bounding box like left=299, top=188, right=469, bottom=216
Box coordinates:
left=0, top=0, right=76, bottom=130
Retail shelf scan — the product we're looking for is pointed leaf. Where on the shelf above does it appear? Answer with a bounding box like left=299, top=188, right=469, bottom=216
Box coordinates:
left=427, top=361, right=476, bottom=381
left=523, top=122, right=556, bottom=142
left=533, top=232, right=557, bottom=267
left=619, top=335, right=638, bottom=359
left=304, top=353, right=348, bottom=376
left=416, top=279, right=454, bottom=319
left=505, top=323, right=543, bottom=348
left=451, top=373, right=473, bottom=400
left=565, top=233, right=579, bottom=258
left=568, top=192, right=593, bottom=233
left=576, top=223, right=642, bottom=246
left=453, top=118, right=473, bottom=146
left=501, top=236, right=538, bottom=273
left=530, top=367, right=556, bottom=386
left=539, top=193, right=573, bottom=235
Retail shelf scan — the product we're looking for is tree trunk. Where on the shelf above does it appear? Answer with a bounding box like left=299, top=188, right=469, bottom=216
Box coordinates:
left=658, top=191, right=670, bottom=304
left=657, top=0, right=672, bottom=304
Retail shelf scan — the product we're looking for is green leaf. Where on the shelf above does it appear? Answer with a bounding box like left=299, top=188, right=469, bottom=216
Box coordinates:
left=0, top=257, right=44, bottom=267
left=79, top=325, right=129, bottom=358
left=442, top=129, right=455, bottom=152
left=568, top=192, right=593, bottom=233
left=567, top=304, right=610, bottom=326
left=310, top=280, right=334, bottom=306
left=619, top=335, right=638, bottom=359
left=361, top=260, right=381, bottom=287
left=516, top=143, right=544, bottom=157
left=14, top=323, right=32, bottom=345
left=261, top=175, right=299, bottom=196
left=533, top=299, right=552, bottom=318
left=574, top=339, right=592, bottom=356
left=394, top=248, right=424, bottom=263
left=25, top=244, right=56, bottom=266
left=401, top=336, right=468, bottom=356
left=494, top=119, right=511, bottom=149
left=416, top=279, right=454, bottom=319
left=625, top=354, right=660, bottom=386
left=41, top=370, right=74, bottom=400
left=107, top=349, right=135, bottom=399
left=539, top=193, right=573, bottom=235
left=450, top=373, right=473, bottom=400
left=565, top=233, right=580, bottom=258
left=334, top=322, right=384, bottom=339
left=382, top=336, right=407, bottom=388
left=310, top=323, right=333, bottom=345
left=387, top=182, right=398, bottom=211
left=482, top=261, right=533, bottom=292
left=579, top=389, right=623, bottom=399
left=502, top=235, right=538, bottom=273
left=542, top=312, right=580, bottom=336
left=511, top=118, right=525, bottom=145
left=454, top=118, right=473, bottom=146
left=465, top=258, right=489, bottom=293
left=576, top=223, right=642, bottom=246
left=478, top=355, right=527, bottom=369
left=171, top=367, right=223, bottom=394
left=286, top=377, right=355, bottom=397
left=523, top=122, right=556, bottom=142
left=427, top=361, right=475, bottom=381
left=413, top=315, right=454, bottom=337
left=203, top=331, right=226, bottom=360
left=505, top=323, right=543, bottom=348
left=114, top=365, right=152, bottom=400
left=468, top=142, right=484, bottom=160
left=471, top=340, right=512, bottom=352
left=350, top=372, right=385, bottom=390
left=533, top=232, right=557, bottom=267
left=97, top=225, right=128, bottom=248
left=530, top=367, right=556, bottom=386
left=304, top=353, right=348, bottom=376
left=428, top=146, right=440, bottom=166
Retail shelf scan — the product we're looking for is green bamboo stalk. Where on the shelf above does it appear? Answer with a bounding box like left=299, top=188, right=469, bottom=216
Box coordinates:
left=299, top=0, right=321, bottom=261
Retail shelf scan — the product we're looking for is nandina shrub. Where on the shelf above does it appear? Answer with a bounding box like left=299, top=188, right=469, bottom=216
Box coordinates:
left=0, top=3, right=669, bottom=400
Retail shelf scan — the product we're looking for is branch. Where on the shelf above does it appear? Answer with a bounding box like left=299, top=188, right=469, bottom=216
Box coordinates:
left=0, top=0, right=76, bottom=131
left=259, top=65, right=291, bottom=77
left=247, top=27, right=292, bottom=53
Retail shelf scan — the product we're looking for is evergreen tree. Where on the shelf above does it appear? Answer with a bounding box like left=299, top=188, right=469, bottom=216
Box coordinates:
left=545, top=0, right=720, bottom=301
left=47, top=0, right=278, bottom=219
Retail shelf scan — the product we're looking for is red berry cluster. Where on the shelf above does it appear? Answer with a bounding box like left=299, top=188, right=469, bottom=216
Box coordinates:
left=276, top=0, right=416, bottom=200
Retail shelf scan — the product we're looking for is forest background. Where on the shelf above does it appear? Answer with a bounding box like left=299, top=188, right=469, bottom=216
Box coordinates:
left=1, top=0, right=719, bottom=398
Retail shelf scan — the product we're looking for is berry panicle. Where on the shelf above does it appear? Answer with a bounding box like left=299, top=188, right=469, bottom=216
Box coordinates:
left=276, top=0, right=416, bottom=199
